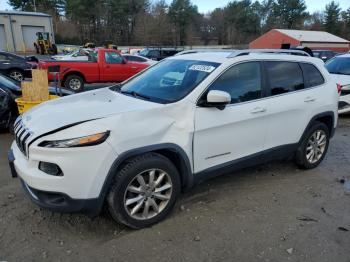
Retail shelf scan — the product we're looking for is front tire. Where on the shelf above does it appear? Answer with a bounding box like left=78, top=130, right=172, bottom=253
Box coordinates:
left=295, top=122, right=330, bottom=169
left=64, top=74, right=84, bottom=92
left=107, top=153, right=181, bottom=229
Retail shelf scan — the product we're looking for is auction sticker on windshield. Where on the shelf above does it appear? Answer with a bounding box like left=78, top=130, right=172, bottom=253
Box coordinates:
left=189, top=65, right=216, bottom=73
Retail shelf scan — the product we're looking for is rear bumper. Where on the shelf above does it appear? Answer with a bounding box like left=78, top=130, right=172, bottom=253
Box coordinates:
left=24, top=69, right=32, bottom=78
left=339, top=94, right=350, bottom=114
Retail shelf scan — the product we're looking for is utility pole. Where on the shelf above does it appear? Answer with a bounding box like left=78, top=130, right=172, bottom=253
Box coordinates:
left=33, top=0, right=37, bottom=12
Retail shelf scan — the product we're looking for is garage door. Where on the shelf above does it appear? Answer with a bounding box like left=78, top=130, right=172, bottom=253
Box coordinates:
left=22, top=25, right=44, bottom=51
left=0, top=25, right=7, bottom=51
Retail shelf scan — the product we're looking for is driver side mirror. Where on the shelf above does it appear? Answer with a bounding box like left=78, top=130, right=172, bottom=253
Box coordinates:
left=199, top=90, right=231, bottom=110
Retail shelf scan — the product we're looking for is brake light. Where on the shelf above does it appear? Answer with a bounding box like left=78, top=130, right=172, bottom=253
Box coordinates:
left=337, top=84, right=342, bottom=94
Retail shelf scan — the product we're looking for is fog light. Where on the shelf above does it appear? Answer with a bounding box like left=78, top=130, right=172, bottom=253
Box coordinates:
left=39, top=162, right=63, bottom=176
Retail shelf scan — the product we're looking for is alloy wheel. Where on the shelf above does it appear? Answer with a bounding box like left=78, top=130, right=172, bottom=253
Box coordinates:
left=10, top=71, right=23, bottom=81
left=123, top=169, right=173, bottom=220
left=306, top=130, right=327, bottom=164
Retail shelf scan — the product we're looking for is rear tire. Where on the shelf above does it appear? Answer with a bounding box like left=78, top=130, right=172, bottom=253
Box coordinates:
left=64, top=74, right=84, bottom=92
left=295, top=122, right=330, bottom=169
left=107, top=153, right=181, bottom=229
left=8, top=69, right=24, bottom=81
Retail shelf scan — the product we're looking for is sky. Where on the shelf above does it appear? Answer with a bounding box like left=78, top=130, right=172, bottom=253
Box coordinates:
left=0, top=0, right=349, bottom=14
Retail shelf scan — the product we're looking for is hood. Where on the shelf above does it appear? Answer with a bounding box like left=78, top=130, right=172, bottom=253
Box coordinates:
left=21, top=88, right=161, bottom=137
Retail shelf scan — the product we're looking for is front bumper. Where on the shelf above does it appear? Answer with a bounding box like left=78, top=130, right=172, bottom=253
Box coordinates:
left=10, top=139, right=118, bottom=214
left=20, top=179, right=100, bottom=216
left=24, top=69, right=32, bottom=78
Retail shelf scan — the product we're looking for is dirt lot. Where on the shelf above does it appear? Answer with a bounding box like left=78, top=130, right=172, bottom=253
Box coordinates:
left=0, top=117, right=349, bottom=262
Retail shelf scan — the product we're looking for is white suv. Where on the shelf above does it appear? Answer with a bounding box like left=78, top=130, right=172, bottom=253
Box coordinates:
left=9, top=51, right=339, bottom=228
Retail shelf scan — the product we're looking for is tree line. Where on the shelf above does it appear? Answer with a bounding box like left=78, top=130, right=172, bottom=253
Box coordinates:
left=8, top=0, right=350, bottom=46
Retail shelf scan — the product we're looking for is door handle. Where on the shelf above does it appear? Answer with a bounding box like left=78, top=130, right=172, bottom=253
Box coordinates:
left=304, top=97, right=316, bottom=103
left=105, top=65, right=110, bottom=68
left=131, top=67, right=138, bottom=70
left=250, top=107, right=266, bottom=114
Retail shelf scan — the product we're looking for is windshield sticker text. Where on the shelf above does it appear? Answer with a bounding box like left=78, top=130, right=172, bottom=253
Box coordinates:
left=189, top=65, right=216, bottom=73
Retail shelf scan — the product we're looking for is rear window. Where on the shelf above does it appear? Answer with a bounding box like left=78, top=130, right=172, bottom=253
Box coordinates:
left=300, top=63, right=324, bottom=87
left=265, top=61, right=304, bottom=95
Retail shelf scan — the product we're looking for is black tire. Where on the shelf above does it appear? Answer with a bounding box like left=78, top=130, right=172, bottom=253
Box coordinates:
left=295, top=121, right=330, bottom=169
left=107, top=153, right=181, bottom=229
left=64, top=74, right=84, bottom=92
left=8, top=69, right=24, bottom=81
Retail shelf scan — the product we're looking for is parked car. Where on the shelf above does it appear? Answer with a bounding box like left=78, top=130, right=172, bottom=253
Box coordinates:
left=39, top=48, right=150, bottom=92
left=313, top=50, right=337, bottom=62
left=9, top=51, right=338, bottom=228
left=122, top=54, right=157, bottom=65
left=325, top=54, right=350, bottom=114
left=51, top=48, right=93, bottom=61
left=138, top=48, right=181, bottom=61
left=0, top=51, right=37, bottom=81
left=0, top=74, right=73, bottom=132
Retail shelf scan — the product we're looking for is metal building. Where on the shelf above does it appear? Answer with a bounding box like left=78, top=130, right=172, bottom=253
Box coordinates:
left=0, top=10, right=54, bottom=52
left=249, top=29, right=350, bottom=53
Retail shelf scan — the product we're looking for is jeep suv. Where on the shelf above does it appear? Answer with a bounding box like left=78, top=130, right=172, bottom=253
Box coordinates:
left=9, top=50, right=339, bottom=228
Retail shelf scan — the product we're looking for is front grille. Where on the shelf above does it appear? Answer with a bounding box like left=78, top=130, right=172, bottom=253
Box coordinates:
left=14, top=117, right=32, bottom=157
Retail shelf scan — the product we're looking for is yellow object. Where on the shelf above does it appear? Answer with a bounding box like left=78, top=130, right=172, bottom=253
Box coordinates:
left=15, top=95, right=59, bottom=114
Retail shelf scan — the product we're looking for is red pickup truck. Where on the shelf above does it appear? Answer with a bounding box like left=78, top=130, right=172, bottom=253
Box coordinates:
left=39, top=48, right=150, bottom=92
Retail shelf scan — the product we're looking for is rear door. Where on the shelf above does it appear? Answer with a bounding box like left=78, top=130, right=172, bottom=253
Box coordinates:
left=262, top=61, right=325, bottom=150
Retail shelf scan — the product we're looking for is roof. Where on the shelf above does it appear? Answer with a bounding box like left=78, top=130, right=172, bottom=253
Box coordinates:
left=276, top=29, right=349, bottom=43
left=0, top=10, right=51, bottom=17
left=170, top=51, right=324, bottom=67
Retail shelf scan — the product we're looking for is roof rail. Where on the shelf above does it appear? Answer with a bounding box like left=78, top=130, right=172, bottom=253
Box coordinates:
left=227, top=49, right=310, bottom=58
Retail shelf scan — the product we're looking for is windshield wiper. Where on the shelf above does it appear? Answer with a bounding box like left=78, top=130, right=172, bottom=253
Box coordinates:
left=121, top=90, right=151, bottom=100
left=110, top=83, right=122, bottom=92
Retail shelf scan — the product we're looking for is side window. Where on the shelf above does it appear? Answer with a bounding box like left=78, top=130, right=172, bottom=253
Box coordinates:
left=265, top=61, right=304, bottom=95
left=300, top=63, right=325, bottom=87
left=104, top=52, right=123, bottom=64
left=123, top=55, right=133, bottom=61
left=208, top=62, right=262, bottom=104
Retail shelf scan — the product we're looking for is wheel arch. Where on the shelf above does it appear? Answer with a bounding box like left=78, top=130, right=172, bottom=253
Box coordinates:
left=93, top=144, right=193, bottom=216
left=299, top=111, right=335, bottom=145
left=7, top=67, right=25, bottom=74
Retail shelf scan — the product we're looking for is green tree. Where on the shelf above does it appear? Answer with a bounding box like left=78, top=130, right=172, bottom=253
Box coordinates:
left=267, top=0, right=308, bottom=29
left=8, top=0, right=65, bottom=15
left=168, top=0, right=198, bottom=46
left=340, top=8, right=350, bottom=39
left=324, top=1, right=341, bottom=35
left=225, top=0, right=261, bottom=44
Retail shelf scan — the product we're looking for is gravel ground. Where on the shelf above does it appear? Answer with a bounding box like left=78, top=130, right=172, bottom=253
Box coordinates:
left=0, top=116, right=349, bottom=262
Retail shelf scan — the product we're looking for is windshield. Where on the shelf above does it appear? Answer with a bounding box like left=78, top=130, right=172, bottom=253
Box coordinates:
left=118, top=59, right=220, bottom=103
left=325, top=57, right=350, bottom=75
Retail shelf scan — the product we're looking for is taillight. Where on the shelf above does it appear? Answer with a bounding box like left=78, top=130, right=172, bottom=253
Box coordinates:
left=337, top=84, right=342, bottom=94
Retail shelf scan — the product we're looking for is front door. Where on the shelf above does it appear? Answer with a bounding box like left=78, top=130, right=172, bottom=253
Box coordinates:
left=102, top=51, right=129, bottom=82
left=193, top=61, right=268, bottom=173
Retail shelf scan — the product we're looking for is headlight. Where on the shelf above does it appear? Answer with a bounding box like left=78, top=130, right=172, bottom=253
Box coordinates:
left=39, top=131, right=110, bottom=148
